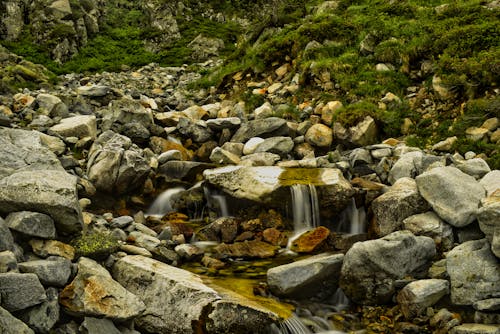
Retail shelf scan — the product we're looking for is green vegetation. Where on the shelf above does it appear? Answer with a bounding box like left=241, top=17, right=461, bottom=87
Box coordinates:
left=72, top=231, right=120, bottom=260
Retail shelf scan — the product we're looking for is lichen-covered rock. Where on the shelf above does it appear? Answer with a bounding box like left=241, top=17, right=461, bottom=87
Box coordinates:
left=340, top=231, right=436, bottom=305
left=0, top=272, right=46, bottom=312
left=396, top=279, right=450, bottom=319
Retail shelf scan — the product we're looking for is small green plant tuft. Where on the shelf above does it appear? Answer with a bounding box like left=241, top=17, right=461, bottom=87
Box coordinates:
left=72, top=231, right=119, bottom=260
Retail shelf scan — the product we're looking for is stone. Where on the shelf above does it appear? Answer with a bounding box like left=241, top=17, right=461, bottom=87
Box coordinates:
left=289, top=226, right=331, bottom=253
left=77, top=85, right=111, bottom=97
left=480, top=171, right=500, bottom=196
left=18, top=287, right=60, bottom=333
left=60, top=257, right=145, bottom=320
left=240, top=152, right=281, bottom=166
left=231, top=117, right=289, bottom=143
left=39, top=133, right=66, bottom=155
left=101, top=98, right=154, bottom=132
left=206, top=117, right=241, bottom=131
left=79, top=317, right=121, bottom=334
left=35, top=93, right=68, bottom=118
left=372, top=177, right=430, bottom=236
left=113, top=255, right=278, bottom=334
left=174, top=243, right=204, bottom=260
left=177, top=117, right=213, bottom=143
left=340, top=231, right=436, bottom=305
left=5, top=211, right=56, bottom=239
left=0, top=272, right=46, bottom=312
left=267, top=253, right=344, bottom=299
left=474, top=298, right=500, bottom=312
left=188, top=34, right=224, bottom=61
left=30, top=239, right=75, bottom=260
left=455, top=158, right=491, bottom=179
left=432, top=136, right=458, bottom=152
left=477, top=193, right=500, bottom=242
left=262, top=228, right=287, bottom=246
left=432, top=75, right=455, bottom=100
left=0, top=251, right=17, bottom=273
left=213, top=240, right=279, bottom=259
left=447, top=239, right=500, bottom=305
left=0, top=218, right=15, bottom=252
left=396, top=279, right=450, bottom=319
left=493, top=227, right=500, bottom=258
left=158, top=161, right=215, bottom=183
left=350, top=116, right=378, bottom=147
left=254, top=136, right=294, bottom=157
left=466, top=127, right=490, bottom=142
left=416, top=166, right=486, bottom=227
left=49, top=115, right=97, bottom=139
left=388, top=151, right=424, bottom=184
left=305, top=123, right=333, bottom=148
left=450, top=324, right=500, bottom=334
left=254, top=102, right=274, bottom=119
left=403, top=211, right=454, bottom=250
left=87, top=130, right=151, bottom=195
left=0, top=306, right=34, bottom=334
left=209, top=147, right=241, bottom=165
left=128, top=231, right=161, bottom=251
left=482, top=117, right=499, bottom=131
left=18, top=256, right=72, bottom=287
left=0, top=170, right=82, bottom=235
left=243, top=137, right=265, bottom=155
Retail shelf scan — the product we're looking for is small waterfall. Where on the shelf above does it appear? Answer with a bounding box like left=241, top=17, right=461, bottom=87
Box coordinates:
left=330, top=288, right=350, bottom=311
left=276, top=315, right=313, bottom=334
left=146, top=187, right=185, bottom=217
left=203, top=186, right=230, bottom=218
left=336, top=198, right=366, bottom=234
left=290, top=184, right=320, bottom=233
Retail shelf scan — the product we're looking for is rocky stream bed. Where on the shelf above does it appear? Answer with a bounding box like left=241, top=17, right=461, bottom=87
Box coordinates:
left=0, top=56, right=499, bottom=334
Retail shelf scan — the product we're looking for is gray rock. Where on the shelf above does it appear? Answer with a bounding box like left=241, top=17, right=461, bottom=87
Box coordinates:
left=59, top=257, right=145, bottom=320
left=450, top=324, right=500, bottom=334
left=388, top=151, right=424, bottom=184
left=305, top=124, right=333, bottom=148
left=0, top=272, right=46, bottom=312
left=18, top=287, right=60, bottom=334
left=101, top=98, right=154, bottom=132
left=340, top=231, right=436, bottom=305
left=206, top=117, right=241, bottom=130
left=350, top=116, right=378, bottom=147
left=79, top=317, right=121, bottom=334
left=477, top=194, right=500, bottom=243
left=474, top=298, right=500, bottom=312
left=475, top=312, right=500, bottom=325
left=5, top=211, right=56, bottom=239
left=177, top=117, right=213, bottom=143
left=267, top=253, right=344, bottom=299
left=456, top=221, right=486, bottom=243
left=174, top=243, right=204, bottom=260
left=18, top=256, right=72, bottom=287
left=77, top=85, right=111, bottom=97
left=0, top=218, right=15, bottom=252
left=157, top=160, right=215, bottom=183
left=0, top=251, right=17, bottom=273
left=35, top=93, right=68, bottom=118
left=209, top=147, right=241, bottom=165
left=403, top=211, right=454, bottom=251
left=447, top=239, right=500, bottom=305
left=0, top=170, right=82, bottom=235
left=493, top=227, right=500, bottom=258
left=350, top=148, right=372, bottom=166
left=158, top=150, right=182, bottom=164
left=128, top=231, right=161, bottom=251
left=220, top=142, right=244, bottom=157
left=254, top=136, right=294, bottom=157
left=240, top=152, right=282, bottom=166
left=48, top=115, right=97, bottom=139
left=87, top=130, right=151, bottom=195
left=0, top=127, right=64, bottom=180
left=120, top=122, right=150, bottom=144
left=231, top=117, right=288, bottom=143
left=480, top=170, right=500, bottom=196
left=455, top=158, right=491, bottom=179
left=372, top=177, right=430, bottom=236
left=113, top=255, right=279, bottom=334
left=416, top=166, right=486, bottom=227
left=396, top=279, right=449, bottom=319
left=0, top=306, right=34, bottom=334
left=428, top=259, right=448, bottom=279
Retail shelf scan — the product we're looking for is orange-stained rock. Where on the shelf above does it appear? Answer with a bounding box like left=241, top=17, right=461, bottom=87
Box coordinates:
left=263, top=228, right=288, bottom=247
left=30, top=239, right=75, bottom=260
left=290, top=226, right=331, bottom=253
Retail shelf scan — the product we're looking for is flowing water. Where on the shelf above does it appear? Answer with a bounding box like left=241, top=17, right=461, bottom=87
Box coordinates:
left=146, top=187, right=185, bottom=217
left=290, top=184, right=320, bottom=233
left=336, top=198, right=366, bottom=235
left=203, top=186, right=230, bottom=218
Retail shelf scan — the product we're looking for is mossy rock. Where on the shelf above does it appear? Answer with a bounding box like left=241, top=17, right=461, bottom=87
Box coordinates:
left=72, top=232, right=120, bottom=260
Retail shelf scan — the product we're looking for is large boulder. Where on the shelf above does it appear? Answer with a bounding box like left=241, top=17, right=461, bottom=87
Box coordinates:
left=203, top=166, right=355, bottom=217
left=446, top=239, right=500, bottom=305
left=416, top=166, right=486, bottom=227
left=371, top=177, right=430, bottom=236
left=60, top=257, right=145, bottom=320
left=0, top=127, right=63, bottom=179
left=87, top=130, right=151, bottom=194
left=112, top=255, right=279, bottom=334
left=230, top=117, right=288, bottom=143
left=267, top=253, right=344, bottom=300
left=0, top=170, right=82, bottom=235
left=339, top=231, right=436, bottom=305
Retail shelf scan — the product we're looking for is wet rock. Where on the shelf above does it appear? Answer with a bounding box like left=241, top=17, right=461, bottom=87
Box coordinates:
left=213, top=240, right=279, bottom=259
left=450, top=324, right=500, bottom=334
left=113, top=255, right=278, bottom=334
left=289, top=226, right=331, bottom=253
left=0, top=272, right=46, bottom=312
left=403, top=211, right=454, bottom=250
left=262, top=228, right=287, bottom=246
left=340, top=231, right=436, bottom=305
left=231, top=117, right=288, bottom=143
left=79, top=317, right=121, bottom=334
left=0, top=251, right=17, bottom=273
left=416, top=166, right=486, bottom=227
left=267, top=253, right=344, bottom=300
left=60, top=257, right=145, bottom=320
left=396, top=279, right=449, bottom=319
left=18, top=287, right=60, bottom=333
left=372, top=177, right=430, bottom=236
left=87, top=130, right=151, bottom=195
left=446, top=239, right=500, bottom=305
left=0, top=306, right=34, bottom=334
left=18, top=256, right=72, bottom=287
left=0, top=170, right=82, bottom=235
left=5, top=211, right=56, bottom=239
left=29, top=239, right=75, bottom=260
left=48, top=115, right=97, bottom=139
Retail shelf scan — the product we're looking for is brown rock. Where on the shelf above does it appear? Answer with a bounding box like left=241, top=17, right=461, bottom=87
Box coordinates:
left=149, top=136, right=193, bottom=160
left=234, top=231, right=254, bottom=242
left=263, top=228, right=288, bottom=247
left=30, top=239, right=75, bottom=260
left=213, top=240, right=279, bottom=259
left=202, top=255, right=226, bottom=269
left=290, top=226, right=331, bottom=253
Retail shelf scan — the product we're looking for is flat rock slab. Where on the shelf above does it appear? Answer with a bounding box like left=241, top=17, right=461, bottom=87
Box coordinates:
left=0, top=272, right=46, bottom=312
left=397, top=279, right=449, bottom=319
left=450, top=324, right=500, bottom=334
left=0, top=170, right=82, bottom=235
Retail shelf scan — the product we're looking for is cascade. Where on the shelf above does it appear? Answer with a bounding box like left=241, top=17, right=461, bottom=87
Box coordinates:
left=203, top=186, right=230, bottom=218
left=290, top=184, right=320, bottom=233
left=330, top=288, right=350, bottom=311
left=146, top=187, right=185, bottom=217
left=336, top=198, right=366, bottom=234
